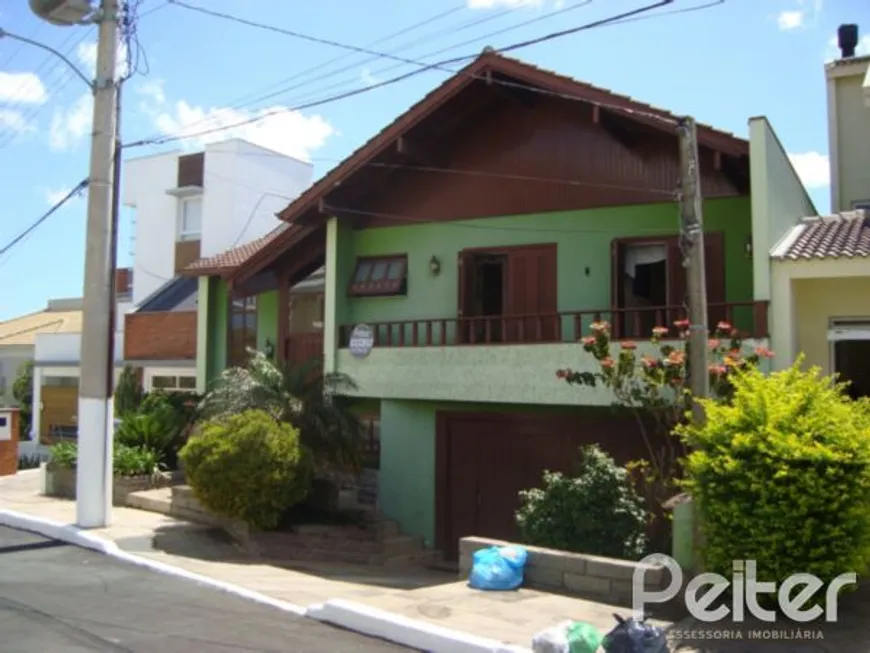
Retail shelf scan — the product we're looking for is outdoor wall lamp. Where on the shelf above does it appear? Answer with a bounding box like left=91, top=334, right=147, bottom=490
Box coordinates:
left=263, top=339, right=275, bottom=358
left=429, top=255, right=441, bottom=275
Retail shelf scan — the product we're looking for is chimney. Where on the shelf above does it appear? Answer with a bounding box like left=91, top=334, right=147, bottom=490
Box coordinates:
left=114, top=267, right=133, bottom=295
left=838, top=24, right=859, bottom=58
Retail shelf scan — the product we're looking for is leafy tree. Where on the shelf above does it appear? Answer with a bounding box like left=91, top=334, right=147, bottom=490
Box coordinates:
left=198, top=350, right=364, bottom=474
left=114, top=365, right=144, bottom=417
left=12, top=360, right=33, bottom=440
left=555, top=319, right=773, bottom=550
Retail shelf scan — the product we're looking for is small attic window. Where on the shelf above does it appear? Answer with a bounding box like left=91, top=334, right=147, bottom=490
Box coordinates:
left=349, top=255, right=407, bottom=297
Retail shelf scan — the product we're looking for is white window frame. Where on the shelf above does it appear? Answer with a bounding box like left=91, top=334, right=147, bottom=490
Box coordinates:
left=144, top=368, right=197, bottom=393
left=178, top=196, right=202, bottom=242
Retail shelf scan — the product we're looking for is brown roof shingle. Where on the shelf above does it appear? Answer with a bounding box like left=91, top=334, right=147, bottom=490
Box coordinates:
left=777, top=210, right=870, bottom=261
left=183, top=225, right=289, bottom=276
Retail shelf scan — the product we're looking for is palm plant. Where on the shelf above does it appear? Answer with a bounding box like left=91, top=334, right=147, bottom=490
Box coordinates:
left=198, top=350, right=364, bottom=474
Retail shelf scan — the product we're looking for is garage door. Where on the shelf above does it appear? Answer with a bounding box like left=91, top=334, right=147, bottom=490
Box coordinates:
left=434, top=410, right=646, bottom=561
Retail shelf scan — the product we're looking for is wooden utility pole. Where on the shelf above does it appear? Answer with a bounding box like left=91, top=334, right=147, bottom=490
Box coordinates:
left=677, top=116, right=709, bottom=423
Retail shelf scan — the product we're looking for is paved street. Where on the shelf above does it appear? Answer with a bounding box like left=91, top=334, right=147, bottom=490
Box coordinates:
left=0, top=525, right=416, bottom=652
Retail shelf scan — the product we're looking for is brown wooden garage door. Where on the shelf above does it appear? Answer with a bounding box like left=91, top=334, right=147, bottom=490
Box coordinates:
left=434, top=410, right=648, bottom=561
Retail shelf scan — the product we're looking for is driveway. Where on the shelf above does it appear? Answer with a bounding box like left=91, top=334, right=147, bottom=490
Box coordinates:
left=0, top=525, right=416, bottom=652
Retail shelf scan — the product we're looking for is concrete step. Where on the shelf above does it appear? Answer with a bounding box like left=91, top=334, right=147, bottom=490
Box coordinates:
left=381, top=534, right=425, bottom=557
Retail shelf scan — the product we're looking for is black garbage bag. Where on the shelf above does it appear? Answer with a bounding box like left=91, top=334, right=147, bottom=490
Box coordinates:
left=601, top=613, right=670, bottom=653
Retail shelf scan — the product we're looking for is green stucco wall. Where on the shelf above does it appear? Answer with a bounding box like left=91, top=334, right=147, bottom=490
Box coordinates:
left=338, top=197, right=752, bottom=331
left=256, top=290, right=278, bottom=354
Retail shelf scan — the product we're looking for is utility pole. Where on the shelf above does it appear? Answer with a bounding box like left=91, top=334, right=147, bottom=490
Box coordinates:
left=677, top=116, right=709, bottom=424
left=76, top=0, right=120, bottom=528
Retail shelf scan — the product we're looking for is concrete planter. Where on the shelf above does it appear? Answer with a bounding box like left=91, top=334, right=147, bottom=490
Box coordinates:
left=42, top=463, right=169, bottom=506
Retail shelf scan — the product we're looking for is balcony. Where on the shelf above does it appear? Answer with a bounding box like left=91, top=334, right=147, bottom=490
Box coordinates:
left=334, top=301, right=770, bottom=407
left=338, top=301, right=768, bottom=349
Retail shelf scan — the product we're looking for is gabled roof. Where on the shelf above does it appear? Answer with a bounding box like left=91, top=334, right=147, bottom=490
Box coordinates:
left=275, top=51, right=747, bottom=228
left=772, top=210, right=870, bottom=261
left=193, top=51, right=749, bottom=279
left=0, top=308, right=82, bottom=347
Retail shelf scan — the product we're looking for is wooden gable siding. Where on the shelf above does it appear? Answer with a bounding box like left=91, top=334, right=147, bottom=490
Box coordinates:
left=361, top=96, right=742, bottom=227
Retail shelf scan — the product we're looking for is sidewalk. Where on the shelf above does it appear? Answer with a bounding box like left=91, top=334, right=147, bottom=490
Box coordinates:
left=6, top=472, right=870, bottom=651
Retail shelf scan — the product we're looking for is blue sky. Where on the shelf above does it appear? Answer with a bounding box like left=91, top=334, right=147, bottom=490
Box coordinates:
left=0, top=0, right=866, bottom=321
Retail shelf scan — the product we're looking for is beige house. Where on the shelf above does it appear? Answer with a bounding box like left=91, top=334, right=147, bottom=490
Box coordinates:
left=770, top=25, right=870, bottom=397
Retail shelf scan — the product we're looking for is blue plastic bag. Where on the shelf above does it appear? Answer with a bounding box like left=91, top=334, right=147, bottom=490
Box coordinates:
left=468, top=545, right=528, bottom=591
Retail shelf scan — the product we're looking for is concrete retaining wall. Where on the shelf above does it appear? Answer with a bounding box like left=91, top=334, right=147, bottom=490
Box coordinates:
left=458, top=537, right=669, bottom=609
left=42, top=464, right=169, bottom=507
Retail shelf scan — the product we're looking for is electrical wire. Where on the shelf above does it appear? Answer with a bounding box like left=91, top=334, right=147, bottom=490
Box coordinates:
left=147, top=0, right=592, bottom=142
left=124, top=0, right=675, bottom=149
left=128, top=1, right=509, bottom=143
left=0, top=180, right=89, bottom=259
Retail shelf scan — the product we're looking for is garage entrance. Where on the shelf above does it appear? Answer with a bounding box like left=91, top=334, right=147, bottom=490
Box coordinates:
left=434, top=410, right=647, bottom=561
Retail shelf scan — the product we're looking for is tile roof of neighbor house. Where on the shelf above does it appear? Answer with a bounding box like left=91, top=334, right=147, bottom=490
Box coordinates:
left=186, top=51, right=750, bottom=277
left=183, top=224, right=290, bottom=275
left=0, top=308, right=83, bottom=347
left=773, top=210, right=870, bottom=261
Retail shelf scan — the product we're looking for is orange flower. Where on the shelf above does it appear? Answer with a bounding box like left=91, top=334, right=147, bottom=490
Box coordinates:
left=641, top=356, right=658, bottom=369
left=581, top=336, right=596, bottom=346
left=674, top=319, right=690, bottom=329
left=716, top=321, right=732, bottom=332
left=621, top=341, right=638, bottom=350
left=652, top=326, right=669, bottom=337
left=708, top=364, right=727, bottom=376
left=754, top=345, right=774, bottom=358
left=600, top=357, right=615, bottom=368
left=708, top=339, right=721, bottom=349
left=590, top=321, right=610, bottom=333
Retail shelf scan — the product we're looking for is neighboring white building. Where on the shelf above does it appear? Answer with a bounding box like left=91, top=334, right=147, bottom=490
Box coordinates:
left=31, top=137, right=313, bottom=445
left=124, top=138, right=313, bottom=305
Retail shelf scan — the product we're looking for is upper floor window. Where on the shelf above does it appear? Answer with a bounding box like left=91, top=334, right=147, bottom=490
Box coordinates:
left=178, top=197, right=202, bottom=241
left=349, top=255, right=407, bottom=297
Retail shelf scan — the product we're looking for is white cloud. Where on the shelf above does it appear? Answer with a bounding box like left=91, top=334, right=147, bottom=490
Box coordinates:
left=360, top=68, right=380, bottom=86
left=825, top=34, right=870, bottom=61
left=43, top=186, right=81, bottom=207
left=0, top=109, right=33, bottom=133
left=777, top=10, right=803, bottom=30
left=0, top=72, right=48, bottom=104
left=788, top=151, right=830, bottom=189
left=138, top=80, right=335, bottom=162
left=48, top=93, right=93, bottom=151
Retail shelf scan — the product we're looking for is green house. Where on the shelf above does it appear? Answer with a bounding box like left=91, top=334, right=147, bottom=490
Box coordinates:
left=185, top=52, right=772, bottom=562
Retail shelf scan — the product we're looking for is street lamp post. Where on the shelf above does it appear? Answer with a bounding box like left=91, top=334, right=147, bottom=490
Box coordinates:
left=28, top=0, right=121, bottom=527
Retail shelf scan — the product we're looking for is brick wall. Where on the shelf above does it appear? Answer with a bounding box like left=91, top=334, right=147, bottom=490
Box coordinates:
left=114, top=267, right=132, bottom=294
left=124, top=311, right=197, bottom=360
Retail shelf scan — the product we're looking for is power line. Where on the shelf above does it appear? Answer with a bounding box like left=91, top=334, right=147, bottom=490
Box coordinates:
left=0, top=180, right=89, bottom=259
left=129, top=1, right=498, bottom=143
left=124, top=0, right=675, bottom=149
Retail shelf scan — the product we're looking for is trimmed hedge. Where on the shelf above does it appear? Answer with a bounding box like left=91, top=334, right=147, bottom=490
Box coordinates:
left=678, top=363, right=870, bottom=585
left=179, top=409, right=312, bottom=530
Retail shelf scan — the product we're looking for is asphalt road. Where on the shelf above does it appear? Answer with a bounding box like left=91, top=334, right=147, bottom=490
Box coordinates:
left=0, top=525, right=416, bottom=653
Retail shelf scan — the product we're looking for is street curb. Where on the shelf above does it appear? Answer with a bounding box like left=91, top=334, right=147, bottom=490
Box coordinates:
left=306, top=599, right=532, bottom=653
left=0, top=509, right=307, bottom=616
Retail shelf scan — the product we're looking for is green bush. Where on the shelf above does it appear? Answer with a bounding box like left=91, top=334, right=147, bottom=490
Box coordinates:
left=48, top=441, right=160, bottom=477
left=678, top=363, right=870, bottom=586
left=115, top=405, right=182, bottom=468
left=516, top=445, right=648, bottom=560
left=49, top=441, right=78, bottom=469
left=113, top=444, right=161, bottom=477
left=179, top=409, right=312, bottom=529
left=114, top=366, right=144, bottom=417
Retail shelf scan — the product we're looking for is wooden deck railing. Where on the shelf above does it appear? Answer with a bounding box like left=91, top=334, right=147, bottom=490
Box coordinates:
left=338, top=301, right=769, bottom=349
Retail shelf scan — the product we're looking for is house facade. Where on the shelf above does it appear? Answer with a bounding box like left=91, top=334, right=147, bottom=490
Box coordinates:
left=769, top=24, right=870, bottom=397
left=120, top=137, right=314, bottom=392
left=191, top=52, right=773, bottom=560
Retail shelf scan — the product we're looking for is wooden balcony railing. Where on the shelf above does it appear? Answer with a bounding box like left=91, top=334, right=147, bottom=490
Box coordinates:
left=284, top=332, right=324, bottom=365
left=338, top=301, right=769, bottom=349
